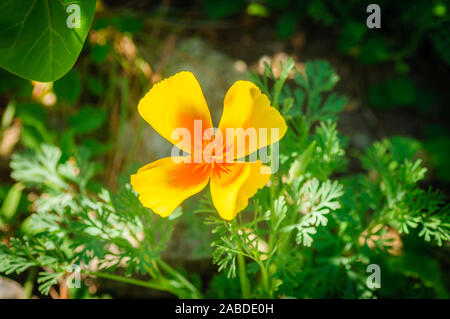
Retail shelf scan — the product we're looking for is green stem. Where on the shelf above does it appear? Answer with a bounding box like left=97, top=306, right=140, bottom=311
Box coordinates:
left=237, top=254, right=250, bottom=298
left=156, top=259, right=202, bottom=298
left=269, top=144, right=277, bottom=249
left=258, top=261, right=272, bottom=298
left=23, top=267, right=37, bottom=299
left=87, top=271, right=170, bottom=292
left=142, top=253, right=161, bottom=280
left=305, top=91, right=314, bottom=129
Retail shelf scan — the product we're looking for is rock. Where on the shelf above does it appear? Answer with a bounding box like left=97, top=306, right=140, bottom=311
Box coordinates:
left=0, top=276, right=23, bottom=299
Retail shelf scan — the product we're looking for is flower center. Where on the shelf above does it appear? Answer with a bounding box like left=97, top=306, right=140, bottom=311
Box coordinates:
left=193, top=135, right=233, bottom=177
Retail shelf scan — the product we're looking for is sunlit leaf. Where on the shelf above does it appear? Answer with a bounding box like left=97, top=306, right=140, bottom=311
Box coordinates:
left=0, top=0, right=96, bottom=82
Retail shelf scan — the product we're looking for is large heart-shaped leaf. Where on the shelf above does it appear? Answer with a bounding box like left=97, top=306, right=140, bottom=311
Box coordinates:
left=0, top=0, right=96, bottom=82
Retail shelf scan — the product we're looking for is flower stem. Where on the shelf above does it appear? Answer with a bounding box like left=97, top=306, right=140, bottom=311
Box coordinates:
left=237, top=253, right=250, bottom=298
left=87, top=271, right=170, bottom=292
left=156, top=259, right=202, bottom=298
left=258, top=261, right=272, bottom=298
left=23, top=267, right=37, bottom=299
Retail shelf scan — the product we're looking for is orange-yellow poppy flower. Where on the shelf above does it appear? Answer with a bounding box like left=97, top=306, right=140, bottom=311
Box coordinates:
left=131, top=71, right=287, bottom=220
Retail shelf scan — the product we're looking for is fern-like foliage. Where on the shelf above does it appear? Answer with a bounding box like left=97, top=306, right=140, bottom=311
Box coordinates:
left=361, top=137, right=450, bottom=246
left=284, top=179, right=344, bottom=246
left=1, top=144, right=182, bottom=294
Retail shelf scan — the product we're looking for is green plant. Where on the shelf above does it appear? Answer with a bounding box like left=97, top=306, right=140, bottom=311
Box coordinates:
left=0, top=58, right=448, bottom=298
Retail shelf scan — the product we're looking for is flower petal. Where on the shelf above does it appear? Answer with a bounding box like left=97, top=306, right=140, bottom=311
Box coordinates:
left=131, top=157, right=211, bottom=217
left=210, top=161, right=271, bottom=220
left=218, top=81, right=287, bottom=159
left=138, top=72, right=213, bottom=153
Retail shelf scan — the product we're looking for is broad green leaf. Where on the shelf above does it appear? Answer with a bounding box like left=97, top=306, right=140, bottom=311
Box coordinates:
left=0, top=0, right=96, bottom=82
